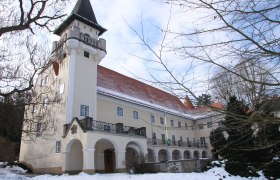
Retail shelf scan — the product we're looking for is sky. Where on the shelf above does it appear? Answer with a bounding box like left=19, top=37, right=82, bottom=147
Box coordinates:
left=50, top=0, right=216, bottom=98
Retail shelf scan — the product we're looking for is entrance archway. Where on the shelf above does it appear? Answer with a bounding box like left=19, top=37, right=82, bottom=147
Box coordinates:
left=158, top=149, right=169, bottom=162
left=184, top=150, right=191, bottom=159
left=202, top=151, right=207, bottom=158
left=94, top=139, right=116, bottom=173
left=66, top=139, right=83, bottom=173
left=147, top=148, right=155, bottom=162
left=193, top=150, right=200, bottom=159
left=172, top=150, right=181, bottom=160
left=104, top=149, right=115, bottom=172
left=125, top=141, right=143, bottom=170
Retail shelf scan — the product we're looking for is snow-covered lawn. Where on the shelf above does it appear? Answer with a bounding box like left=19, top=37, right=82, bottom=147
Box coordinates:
left=0, top=165, right=268, bottom=180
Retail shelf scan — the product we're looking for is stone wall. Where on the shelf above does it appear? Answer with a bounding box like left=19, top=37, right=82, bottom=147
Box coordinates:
left=143, top=159, right=210, bottom=173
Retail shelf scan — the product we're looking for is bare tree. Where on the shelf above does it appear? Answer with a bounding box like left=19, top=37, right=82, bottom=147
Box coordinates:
left=164, top=0, right=280, bottom=87
left=127, top=1, right=280, bottom=176
left=0, top=0, right=67, bottom=140
left=211, top=60, right=278, bottom=109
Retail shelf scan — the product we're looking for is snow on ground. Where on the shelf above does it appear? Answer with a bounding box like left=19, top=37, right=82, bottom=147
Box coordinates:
left=0, top=165, right=269, bottom=180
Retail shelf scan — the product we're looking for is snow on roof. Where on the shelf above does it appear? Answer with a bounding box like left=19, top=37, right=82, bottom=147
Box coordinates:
left=97, top=65, right=220, bottom=120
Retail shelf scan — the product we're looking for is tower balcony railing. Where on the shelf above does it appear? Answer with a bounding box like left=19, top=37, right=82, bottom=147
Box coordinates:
left=51, top=26, right=106, bottom=61
left=147, top=138, right=208, bottom=148
left=63, top=117, right=146, bottom=138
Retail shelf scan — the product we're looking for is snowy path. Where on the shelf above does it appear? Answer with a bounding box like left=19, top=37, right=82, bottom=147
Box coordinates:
left=0, top=166, right=268, bottom=180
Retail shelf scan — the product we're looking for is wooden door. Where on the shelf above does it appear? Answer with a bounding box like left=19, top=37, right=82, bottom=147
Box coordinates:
left=104, top=149, right=114, bottom=172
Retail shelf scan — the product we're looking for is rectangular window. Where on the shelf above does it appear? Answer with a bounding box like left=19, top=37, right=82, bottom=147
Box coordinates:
left=104, top=124, right=111, bottom=131
left=44, top=75, right=49, bottom=85
left=32, top=105, right=36, bottom=114
left=36, top=123, right=41, bottom=137
left=178, top=121, right=181, bottom=128
left=43, top=98, right=48, bottom=108
left=59, top=84, right=65, bottom=94
left=133, top=111, right=138, bottom=119
left=80, top=105, right=89, bottom=117
left=117, top=107, right=123, bottom=116
left=207, top=122, right=213, bottom=128
left=198, top=123, right=204, bottom=130
left=187, top=137, right=190, bottom=147
left=55, top=141, right=61, bottom=153
left=150, top=115, right=155, bottom=123
left=40, top=79, right=44, bottom=86
left=185, top=123, right=188, bottom=129
left=160, top=117, right=164, bottom=125
left=161, top=134, right=166, bottom=144
left=170, top=120, right=174, bottom=127
left=152, top=132, right=156, bottom=145
left=179, top=136, right=183, bottom=146
left=152, top=132, right=156, bottom=139
left=84, top=51, right=89, bottom=58
left=200, top=137, right=206, bottom=144
left=172, top=135, right=176, bottom=145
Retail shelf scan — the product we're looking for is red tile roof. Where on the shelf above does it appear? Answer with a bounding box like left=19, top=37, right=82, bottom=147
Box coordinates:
left=211, top=102, right=224, bottom=109
left=183, top=96, right=194, bottom=109
left=97, top=65, right=188, bottom=113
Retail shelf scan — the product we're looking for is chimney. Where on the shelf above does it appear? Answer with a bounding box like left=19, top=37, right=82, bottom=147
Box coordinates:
left=184, top=96, right=194, bottom=109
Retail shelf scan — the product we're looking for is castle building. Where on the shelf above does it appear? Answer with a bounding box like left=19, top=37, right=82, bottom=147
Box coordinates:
left=19, top=0, right=224, bottom=174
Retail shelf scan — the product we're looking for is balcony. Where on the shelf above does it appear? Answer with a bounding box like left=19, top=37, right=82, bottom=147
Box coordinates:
left=51, top=26, right=106, bottom=61
left=147, top=138, right=208, bottom=148
left=63, top=117, right=146, bottom=138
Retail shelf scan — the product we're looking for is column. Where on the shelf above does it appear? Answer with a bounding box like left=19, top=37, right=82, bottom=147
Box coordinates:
left=154, top=155, right=158, bottom=162
left=66, top=48, right=76, bottom=124
left=83, top=148, right=95, bottom=174
left=115, top=150, right=126, bottom=172
left=62, top=151, right=70, bottom=173
left=65, top=38, right=79, bottom=124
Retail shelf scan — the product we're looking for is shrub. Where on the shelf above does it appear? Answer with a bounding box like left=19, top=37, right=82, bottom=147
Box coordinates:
left=225, top=161, right=259, bottom=177
left=263, top=160, right=280, bottom=179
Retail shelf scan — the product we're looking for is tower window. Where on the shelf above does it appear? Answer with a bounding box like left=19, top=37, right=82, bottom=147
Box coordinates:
left=84, top=51, right=89, bottom=58
left=40, top=79, right=44, bottom=86
left=44, top=75, right=49, bottom=84
left=55, top=141, right=61, bottom=153
left=43, top=98, right=48, bottom=108
left=80, top=105, right=89, bottom=117
left=36, top=123, right=41, bottom=137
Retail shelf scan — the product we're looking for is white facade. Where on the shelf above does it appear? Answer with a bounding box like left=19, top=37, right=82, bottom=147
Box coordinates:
left=19, top=0, right=224, bottom=174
